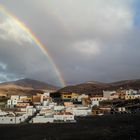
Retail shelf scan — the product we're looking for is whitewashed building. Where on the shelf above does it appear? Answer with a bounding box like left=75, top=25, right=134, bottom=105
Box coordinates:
left=54, top=106, right=65, bottom=112
left=26, top=106, right=36, bottom=116
left=70, top=107, right=92, bottom=116
left=7, top=99, right=18, bottom=108
left=0, top=111, right=28, bottom=124
left=124, top=89, right=140, bottom=100
left=91, top=100, right=99, bottom=107
left=54, top=113, right=75, bottom=122
left=103, top=91, right=118, bottom=100
left=11, top=95, right=20, bottom=100
left=32, top=115, right=54, bottom=123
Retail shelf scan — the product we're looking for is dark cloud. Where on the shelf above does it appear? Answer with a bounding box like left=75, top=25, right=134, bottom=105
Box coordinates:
left=0, top=0, right=140, bottom=86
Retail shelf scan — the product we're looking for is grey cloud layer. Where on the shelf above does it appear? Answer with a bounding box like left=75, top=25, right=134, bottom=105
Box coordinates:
left=0, top=0, right=139, bottom=86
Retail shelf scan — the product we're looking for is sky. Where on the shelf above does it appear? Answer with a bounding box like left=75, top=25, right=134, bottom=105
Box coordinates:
left=0, top=0, right=140, bottom=87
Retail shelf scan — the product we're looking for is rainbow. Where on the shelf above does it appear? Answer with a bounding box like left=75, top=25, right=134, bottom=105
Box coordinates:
left=0, top=5, right=65, bottom=87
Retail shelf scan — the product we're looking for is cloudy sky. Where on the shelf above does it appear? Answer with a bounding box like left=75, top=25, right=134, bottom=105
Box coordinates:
left=0, top=0, right=140, bottom=86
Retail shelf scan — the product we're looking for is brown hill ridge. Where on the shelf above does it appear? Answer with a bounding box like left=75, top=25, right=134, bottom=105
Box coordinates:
left=0, top=79, right=57, bottom=96
left=1, top=79, right=140, bottom=96
left=59, top=79, right=140, bottom=95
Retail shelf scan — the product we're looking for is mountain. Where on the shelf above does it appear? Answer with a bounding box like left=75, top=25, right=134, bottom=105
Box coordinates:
left=109, top=79, right=140, bottom=89
left=0, top=79, right=57, bottom=96
left=59, top=79, right=140, bottom=95
left=59, top=81, right=109, bottom=95
left=1, top=78, right=140, bottom=96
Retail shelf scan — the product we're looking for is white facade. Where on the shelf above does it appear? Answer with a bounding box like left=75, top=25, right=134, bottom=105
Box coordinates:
left=0, top=110, right=8, bottom=116
left=90, top=97, right=107, bottom=102
left=124, top=89, right=140, bottom=100
left=54, top=114, right=75, bottom=122
left=91, top=100, right=99, bottom=107
left=7, top=99, right=18, bottom=107
left=40, top=93, right=50, bottom=103
left=118, top=107, right=126, bottom=112
left=7, top=100, right=12, bottom=106
left=33, top=116, right=54, bottom=123
left=33, top=113, right=75, bottom=123
left=26, top=106, right=36, bottom=116
left=39, top=107, right=54, bottom=116
left=54, top=106, right=65, bottom=111
left=11, top=95, right=20, bottom=100
left=125, top=94, right=140, bottom=100
left=43, top=100, right=50, bottom=106
left=44, top=93, right=50, bottom=97
left=125, top=89, right=138, bottom=95
left=72, top=107, right=91, bottom=116
left=19, top=96, right=28, bottom=100
left=0, top=114, right=28, bottom=124
left=48, top=102, right=57, bottom=109
left=103, top=91, right=118, bottom=100
left=7, top=95, right=32, bottom=108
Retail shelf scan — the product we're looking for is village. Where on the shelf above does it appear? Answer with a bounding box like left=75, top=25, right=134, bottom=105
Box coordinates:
left=0, top=88, right=140, bottom=124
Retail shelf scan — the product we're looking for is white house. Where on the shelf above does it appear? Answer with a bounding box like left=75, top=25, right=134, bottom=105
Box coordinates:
left=0, top=111, right=28, bottom=124
left=19, top=96, right=28, bottom=100
left=54, top=112, right=75, bottom=122
left=125, top=89, right=138, bottom=95
left=40, top=93, right=51, bottom=103
left=90, top=97, right=107, bottom=102
left=54, top=106, right=65, bottom=112
left=0, top=110, right=8, bottom=116
left=32, top=115, right=54, bottom=123
left=71, top=107, right=91, bottom=116
left=125, top=89, right=140, bottom=100
left=7, top=99, right=18, bottom=108
left=91, top=100, right=99, bottom=107
left=103, top=91, right=118, bottom=100
left=11, top=95, right=20, bottom=100
left=26, top=106, right=36, bottom=116
left=48, top=102, right=57, bottom=109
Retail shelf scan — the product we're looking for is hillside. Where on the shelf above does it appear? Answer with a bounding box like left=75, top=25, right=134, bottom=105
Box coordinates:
left=59, top=79, right=140, bottom=95
left=110, top=79, right=140, bottom=89
left=59, top=81, right=109, bottom=95
left=1, top=78, right=140, bottom=96
left=0, top=79, right=57, bottom=96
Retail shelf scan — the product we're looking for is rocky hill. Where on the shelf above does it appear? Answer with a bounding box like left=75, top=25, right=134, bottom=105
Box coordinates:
left=110, top=79, right=140, bottom=89
left=59, top=79, right=140, bottom=95
left=0, top=79, right=57, bottom=96
left=59, top=81, right=107, bottom=95
left=1, top=78, right=140, bottom=96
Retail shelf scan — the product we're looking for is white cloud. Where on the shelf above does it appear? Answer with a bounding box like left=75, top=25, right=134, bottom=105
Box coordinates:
left=43, top=0, right=134, bottom=37
left=0, top=16, right=32, bottom=44
left=73, top=40, right=100, bottom=56
left=0, top=0, right=139, bottom=85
